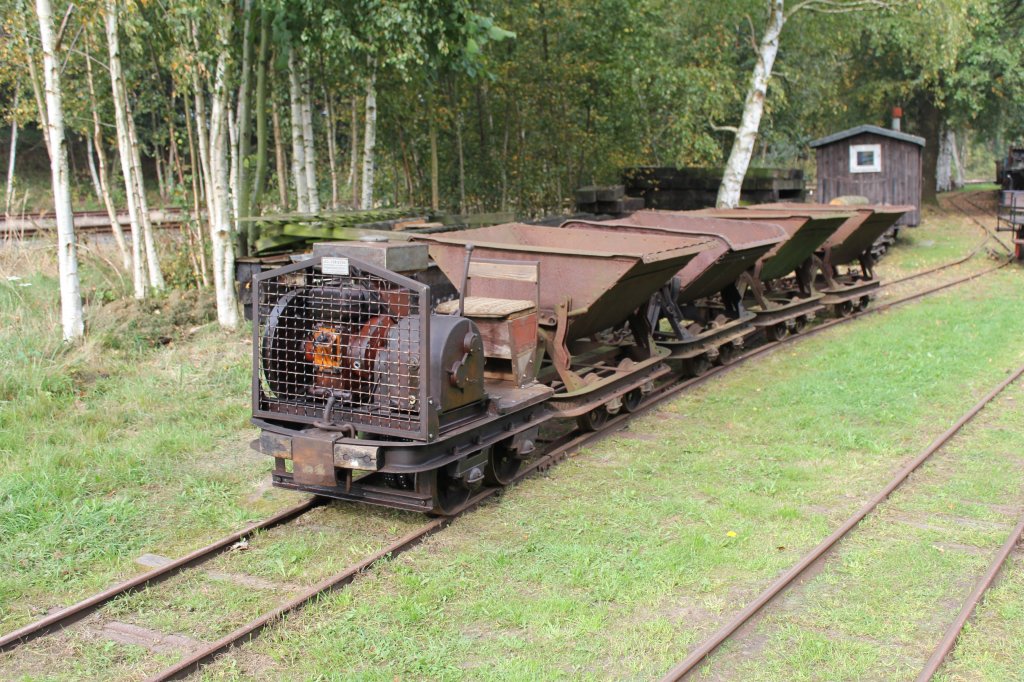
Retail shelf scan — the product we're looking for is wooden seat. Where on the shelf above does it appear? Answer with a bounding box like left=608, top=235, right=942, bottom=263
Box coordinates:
left=436, top=297, right=535, bottom=318
left=443, top=253, right=541, bottom=387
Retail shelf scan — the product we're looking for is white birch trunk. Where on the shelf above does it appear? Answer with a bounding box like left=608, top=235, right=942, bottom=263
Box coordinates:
left=950, top=130, right=965, bottom=189
left=287, top=46, right=308, bottom=212
left=105, top=1, right=145, bottom=298
left=348, top=97, right=359, bottom=208
left=936, top=128, right=953, bottom=193
left=716, top=0, right=785, bottom=208
left=4, top=90, right=18, bottom=218
left=271, top=98, right=288, bottom=207
left=26, top=54, right=53, bottom=162
left=35, top=0, right=83, bottom=341
left=300, top=63, right=319, bottom=212
left=84, top=39, right=131, bottom=269
left=86, top=136, right=102, bottom=200
left=126, top=105, right=164, bottom=290
left=361, top=72, right=377, bottom=210
left=228, top=96, right=239, bottom=228
left=208, top=2, right=238, bottom=330
left=324, top=88, right=338, bottom=209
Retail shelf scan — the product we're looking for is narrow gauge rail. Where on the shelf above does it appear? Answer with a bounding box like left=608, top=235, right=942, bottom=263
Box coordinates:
left=916, top=513, right=1024, bottom=680
left=0, top=209, right=1004, bottom=678
left=149, top=253, right=1009, bottom=681
left=0, top=499, right=318, bottom=653
left=0, top=208, right=189, bottom=238
left=659, top=362, right=1024, bottom=681
left=659, top=198, right=1014, bottom=681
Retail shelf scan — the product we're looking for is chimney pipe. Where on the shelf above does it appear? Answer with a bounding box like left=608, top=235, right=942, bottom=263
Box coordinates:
left=891, top=107, right=902, bottom=132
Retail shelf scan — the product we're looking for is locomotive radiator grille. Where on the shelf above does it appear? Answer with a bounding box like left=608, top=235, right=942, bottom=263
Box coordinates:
left=253, top=257, right=430, bottom=439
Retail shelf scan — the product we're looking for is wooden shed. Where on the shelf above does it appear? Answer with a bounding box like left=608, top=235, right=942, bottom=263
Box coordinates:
left=810, top=124, right=924, bottom=226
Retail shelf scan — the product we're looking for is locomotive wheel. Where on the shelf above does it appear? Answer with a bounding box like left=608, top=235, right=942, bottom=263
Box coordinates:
left=621, top=388, right=643, bottom=413
left=484, top=443, right=521, bottom=487
left=765, top=323, right=789, bottom=342
left=416, top=466, right=471, bottom=515
left=714, top=343, right=737, bottom=366
left=682, top=353, right=712, bottom=377
left=577, top=406, right=610, bottom=432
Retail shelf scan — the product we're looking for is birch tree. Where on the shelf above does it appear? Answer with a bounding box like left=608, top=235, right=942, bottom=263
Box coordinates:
left=4, top=89, right=18, bottom=218
left=300, top=61, right=319, bottom=211
left=84, top=33, right=131, bottom=270
left=360, top=68, right=376, bottom=210
left=716, top=0, right=897, bottom=208
left=35, top=0, right=83, bottom=340
left=206, top=0, right=239, bottom=329
left=105, top=1, right=146, bottom=298
left=286, top=45, right=308, bottom=212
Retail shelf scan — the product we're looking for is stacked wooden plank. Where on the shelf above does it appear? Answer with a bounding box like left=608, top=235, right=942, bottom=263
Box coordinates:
left=622, top=167, right=806, bottom=210
left=574, top=185, right=645, bottom=215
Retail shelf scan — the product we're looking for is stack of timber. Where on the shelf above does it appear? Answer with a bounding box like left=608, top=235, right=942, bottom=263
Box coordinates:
left=245, top=208, right=430, bottom=255
left=574, top=185, right=645, bottom=215
left=622, top=167, right=806, bottom=210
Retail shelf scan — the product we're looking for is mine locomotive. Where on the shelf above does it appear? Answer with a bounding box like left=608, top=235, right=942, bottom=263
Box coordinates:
left=252, top=206, right=909, bottom=515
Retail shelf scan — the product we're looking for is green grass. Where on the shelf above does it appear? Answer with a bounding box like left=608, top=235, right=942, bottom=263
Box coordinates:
left=0, top=243, right=297, bottom=633
left=191, top=259, right=1024, bottom=679
left=713, top=381, right=1024, bottom=681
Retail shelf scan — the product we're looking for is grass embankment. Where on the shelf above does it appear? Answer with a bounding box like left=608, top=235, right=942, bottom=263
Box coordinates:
left=188, top=230, right=1024, bottom=678
left=0, top=244, right=292, bottom=630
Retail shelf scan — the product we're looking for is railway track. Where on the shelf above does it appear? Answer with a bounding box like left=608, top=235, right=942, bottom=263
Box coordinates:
left=657, top=194, right=1022, bottom=681
left=659, top=364, right=1024, bottom=681
left=0, top=209, right=1009, bottom=680
left=0, top=208, right=188, bottom=238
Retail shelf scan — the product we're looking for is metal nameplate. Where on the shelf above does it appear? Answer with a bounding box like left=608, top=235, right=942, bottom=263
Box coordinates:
left=321, top=256, right=350, bottom=275
left=333, top=443, right=382, bottom=471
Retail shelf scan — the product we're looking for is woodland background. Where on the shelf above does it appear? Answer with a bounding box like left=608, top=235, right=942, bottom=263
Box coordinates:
left=3, top=0, right=1024, bottom=336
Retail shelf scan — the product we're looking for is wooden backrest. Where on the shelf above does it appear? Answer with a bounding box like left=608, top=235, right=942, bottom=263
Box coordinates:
left=467, top=259, right=539, bottom=283
left=465, top=257, right=540, bottom=307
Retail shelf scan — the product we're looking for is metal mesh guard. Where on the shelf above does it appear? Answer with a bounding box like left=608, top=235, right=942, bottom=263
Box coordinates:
left=253, top=256, right=429, bottom=439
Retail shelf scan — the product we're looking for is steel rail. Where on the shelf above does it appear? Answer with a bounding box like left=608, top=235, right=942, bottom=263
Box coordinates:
left=145, top=254, right=1009, bottom=681
left=946, top=191, right=1013, bottom=255
left=0, top=497, right=320, bottom=653
left=659, top=364, right=1024, bottom=681
left=916, top=514, right=1024, bottom=681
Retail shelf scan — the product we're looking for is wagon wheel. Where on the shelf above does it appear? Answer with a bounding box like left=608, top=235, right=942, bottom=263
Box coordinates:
left=714, top=342, right=737, bottom=366
left=484, top=442, right=521, bottom=487
left=416, top=466, right=471, bottom=515
left=791, top=315, right=808, bottom=334
left=832, top=301, right=854, bottom=318
left=765, top=322, right=789, bottom=342
left=858, top=296, right=871, bottom=311
left=682, top=352, right=712, bottom=377
left=577, top=405, right=610, bottom=432
left=621, top=388, right=643, bottom=413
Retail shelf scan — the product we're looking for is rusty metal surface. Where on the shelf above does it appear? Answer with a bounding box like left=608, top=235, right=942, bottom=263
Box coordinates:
left=561, top=211, right=786, bottom=302
left=414, top=224, right=716, bottom=341
left=747, top=202, right=914, bottom=266
left=253, top=256, right=432, bottom=439
left=692, top=209, right=848, bottom=281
